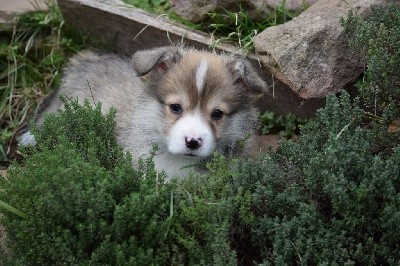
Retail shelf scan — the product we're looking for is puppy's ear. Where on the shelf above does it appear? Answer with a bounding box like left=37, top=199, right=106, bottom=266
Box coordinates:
left=230, top=58, right=269, bottom=101
left=132, top=46, right=182, bottom=77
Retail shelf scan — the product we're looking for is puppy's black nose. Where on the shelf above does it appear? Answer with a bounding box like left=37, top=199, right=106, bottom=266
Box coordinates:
left=185, top=137, right=202, bottom=150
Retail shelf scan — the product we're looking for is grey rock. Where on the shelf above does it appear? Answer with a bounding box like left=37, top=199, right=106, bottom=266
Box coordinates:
left=254, top=0, right=396, bottom=99
left=171, top=0, right=317, bottom=23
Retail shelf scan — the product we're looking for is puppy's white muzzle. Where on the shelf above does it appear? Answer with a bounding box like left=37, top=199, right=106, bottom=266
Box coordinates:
left=167, top=114, right=215, bottom=158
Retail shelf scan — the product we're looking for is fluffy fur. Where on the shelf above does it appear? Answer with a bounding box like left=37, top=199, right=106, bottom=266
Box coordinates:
left=21, top=46, right=268, bottom=179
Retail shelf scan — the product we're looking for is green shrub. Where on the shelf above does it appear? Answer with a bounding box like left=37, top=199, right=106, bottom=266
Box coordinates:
left=2, top=92, right=399, bottom=265
left=341, top=4, right=400, bottom=118
left=0, top=99, right=237, bottom=265
left=341, top=3, right=400, bottom=157
left=235, top=93, right=400, bottom=264
left=34, top=97, right=122, bottom=170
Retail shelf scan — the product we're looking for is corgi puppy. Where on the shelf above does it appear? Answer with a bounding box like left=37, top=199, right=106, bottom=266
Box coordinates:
left=19, top=46, right=268, bottom=179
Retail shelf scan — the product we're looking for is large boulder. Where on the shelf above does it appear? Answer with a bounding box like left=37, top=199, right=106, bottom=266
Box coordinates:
left=254, top=0, right=397, bottom=99
left=171, top=0, right=318, bottom=23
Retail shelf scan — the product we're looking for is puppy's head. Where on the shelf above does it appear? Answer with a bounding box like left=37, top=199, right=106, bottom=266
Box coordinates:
left=132, top=46, right=268, bottom=158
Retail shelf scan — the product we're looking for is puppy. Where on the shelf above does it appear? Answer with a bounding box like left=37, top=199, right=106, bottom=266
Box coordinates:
left=19, top=46, right=268, bottom=179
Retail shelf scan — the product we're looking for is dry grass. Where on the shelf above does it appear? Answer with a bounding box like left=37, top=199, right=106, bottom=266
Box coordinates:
left=0, top=1, right=86, bottom=165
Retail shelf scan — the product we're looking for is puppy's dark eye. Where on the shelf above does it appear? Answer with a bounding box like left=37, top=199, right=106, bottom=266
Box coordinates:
left=211, top=109, right=224, bottom=121
left=169, top=104, right=182, bottom=114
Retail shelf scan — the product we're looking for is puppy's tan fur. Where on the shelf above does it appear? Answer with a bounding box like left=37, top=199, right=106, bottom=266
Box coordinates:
left=31, top=46, right=268, bottom=179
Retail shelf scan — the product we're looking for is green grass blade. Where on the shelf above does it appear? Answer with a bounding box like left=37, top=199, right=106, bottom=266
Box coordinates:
left=0, top=199, right=27, bottom=219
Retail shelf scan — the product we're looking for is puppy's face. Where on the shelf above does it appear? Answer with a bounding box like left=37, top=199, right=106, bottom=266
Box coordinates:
left=134, top=47, right=268, bottom=158
left=161, top=54, right=231, bottom=157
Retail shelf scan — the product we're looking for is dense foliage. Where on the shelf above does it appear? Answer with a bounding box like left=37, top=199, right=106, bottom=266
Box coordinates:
left=341, top=4, right=400, bottom=118
left=1, top=4, right=399, bottom=265
left=0, top=100, right=238, bottom=265
left=256, top=93, right=399, bottom=264
left=1, top=92, right=399, bottom=265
